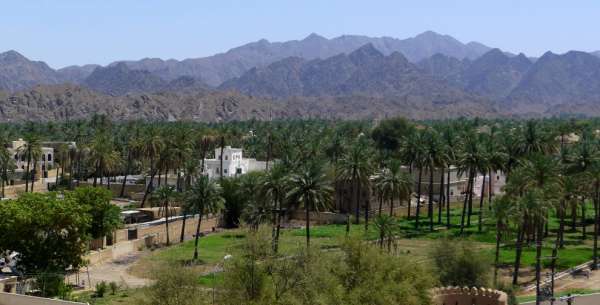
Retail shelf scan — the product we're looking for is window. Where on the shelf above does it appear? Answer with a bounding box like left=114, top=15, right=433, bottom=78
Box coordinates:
left=497, top=176, right=500, bottom=180
left=42, top=155, right=46, bottom=161
left=224, top=169, right=228, bottom=174
left=225, top=155, right=228, bottom=160
left=236, top=168, right=242, bottom=174
left=47, top=154, right=52, bottom=161
left=450, top=190, right=454, bottom=196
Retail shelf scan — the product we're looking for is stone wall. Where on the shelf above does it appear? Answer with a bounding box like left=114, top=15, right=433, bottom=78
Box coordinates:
left=431, top=287, right=507, bottom=305
left=85, top=215, right=218, bottom=265
left=0, top=292, right=87, bottom=305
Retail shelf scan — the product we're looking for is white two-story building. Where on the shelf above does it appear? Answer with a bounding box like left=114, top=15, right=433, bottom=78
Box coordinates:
left=203, top=146, right=266, bottom=179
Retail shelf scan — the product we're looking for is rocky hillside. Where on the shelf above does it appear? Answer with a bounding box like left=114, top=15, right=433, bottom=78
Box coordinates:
left=0, top=84, right=498, bottom=122
left=505, top=51, right=600, bottom=113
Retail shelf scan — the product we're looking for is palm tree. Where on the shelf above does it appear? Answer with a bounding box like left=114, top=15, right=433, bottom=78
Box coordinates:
left=374, top=160, right=412, bottom=218
left=140, top=129, right=165, bottom=207
left=490, top=195, right=513, bottom=285
left=186, top=175, right=224, bottom=261
left=457, top=130, right=482, bottom=234
left=179, top=159, right=200, bottom=242
left=422, top=129, right=445, bottom=231
left=120, top=128, right=142, bottom=197
left=509, top=154, right=560, bottom=287
left=261, top=163, right=289, bottom=253
left=153, top=186, right=178, bottom=246
left=287, top=162, right=333, bottom=248
left=103, top=150, right=122, bottom=190
left=337, top=137, right=373, bottom=226
left=0, top=142, right=16, bottom=198
left=441, top=125, right=458, bottom=228
left=21, top=134, right=42, bottom=192
left=519, top=190, right=552, bottom=305
left=373, top=215, right=396, bottom=252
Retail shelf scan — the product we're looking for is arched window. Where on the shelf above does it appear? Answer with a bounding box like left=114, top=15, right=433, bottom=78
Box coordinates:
left=47, top=154, right=52, bottom=162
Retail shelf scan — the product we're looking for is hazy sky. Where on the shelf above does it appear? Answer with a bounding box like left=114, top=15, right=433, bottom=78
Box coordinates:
left=2, top=0, right=599, bottom=68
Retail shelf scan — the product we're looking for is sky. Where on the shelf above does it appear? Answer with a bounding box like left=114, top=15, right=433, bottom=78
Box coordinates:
left=1, top=0, right=599, bottom=69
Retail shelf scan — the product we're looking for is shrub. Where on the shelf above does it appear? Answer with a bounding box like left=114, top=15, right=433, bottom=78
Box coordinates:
left=109, top=281, right=119, bottom=295
left=95, top=281, right=107, bottom=298
left=429, top=239, right=492, bottom=288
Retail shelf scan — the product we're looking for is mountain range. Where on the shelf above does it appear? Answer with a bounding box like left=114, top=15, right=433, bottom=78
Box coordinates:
left=2, top=31, right=600, bottom=121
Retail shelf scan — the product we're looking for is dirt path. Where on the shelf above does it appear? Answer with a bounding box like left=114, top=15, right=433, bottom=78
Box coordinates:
left=67, top=252, right=151, bottom=289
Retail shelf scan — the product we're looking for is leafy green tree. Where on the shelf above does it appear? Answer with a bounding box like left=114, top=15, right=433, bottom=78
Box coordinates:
left=68, top=186, right=121, bottom=240
left=0, top=192, right=90, bottom=295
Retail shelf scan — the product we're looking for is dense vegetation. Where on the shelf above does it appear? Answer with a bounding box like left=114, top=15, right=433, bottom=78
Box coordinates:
left=4, top=115, right=600, bottom=304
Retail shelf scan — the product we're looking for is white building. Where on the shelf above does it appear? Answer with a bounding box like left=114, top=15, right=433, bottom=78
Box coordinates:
left=203, top=146, right=266, bottom=179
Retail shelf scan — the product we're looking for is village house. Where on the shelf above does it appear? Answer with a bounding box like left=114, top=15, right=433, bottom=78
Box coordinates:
left=414, top=166, right=506, bottom=202
left=203, top=146, right=267, bottom=179
left=5, top=139, right=54, bottom=181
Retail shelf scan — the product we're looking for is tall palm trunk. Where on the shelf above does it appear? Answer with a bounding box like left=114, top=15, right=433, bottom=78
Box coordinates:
left=31, top=161, right=37, bottom=192
left=438, top=168, right=444, bottom=224
left=274, top=194, right=282, bottom=253
left=353, top=171, right=360, bottom=224
left=193, top=212, right=204, bottom=260
left=141, top=159, right=158, bottom=208
left=488, top=169, right=493, bottom=210
left=415, top=166, right=423, bottom=229
left=120, top=150, right=132, bottom=197
left=180, top=212, right=188, bottom=243
left=494, top=220, right=502, bottom=285
left=446, top=168, right=451, bottom=228
left=582, top=197, right=587, bottom=239
left=25, top=150, right=31, bottom=192
left=378, top=190, right=383, bottom=217
left=594, top=180, right=600, bottom=270
left=305, top=198, right=311, bottom=248
left=55, top=164, right=60, bottom=185
left=1, top=169, right=5, bottom=198
left=390, top=194, right=395, bottom=217
left=364, top=190, right=369, bottom=231
left=466, top=172, right=475, bottom=227
left=513, top=222, right=526, bottom=285
left=219, top=137, right=225, bottom=180
left=478, top=174, right=486, bottom=233
left=428, top=166, right=434, bottom=231
left=535, top=219, right=544, bottom=305
left=164, top=198, right=170, bottom=246
left=559, top=201, right=566, bottom=248
left=460, top=170, right=473, bottom=234
left=550, top=201, right=565, bottom=298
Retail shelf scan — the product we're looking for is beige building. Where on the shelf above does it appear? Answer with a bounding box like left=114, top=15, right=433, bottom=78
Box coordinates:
left=6, top=139, right=54, bottom=178
left=411, top=166, right=506, bottom=202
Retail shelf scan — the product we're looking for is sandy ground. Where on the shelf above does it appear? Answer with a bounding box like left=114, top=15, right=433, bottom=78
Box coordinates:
left=66, top=252, right=150, bottom=290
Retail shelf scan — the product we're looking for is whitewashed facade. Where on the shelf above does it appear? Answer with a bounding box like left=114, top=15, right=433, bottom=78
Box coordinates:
left=203, top=146, right=266, bottom=179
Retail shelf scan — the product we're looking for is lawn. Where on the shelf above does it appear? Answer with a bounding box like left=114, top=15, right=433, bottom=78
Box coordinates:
left=131, top=201, right=597, bottom=285
left=70, top=288, right=146, bottom=305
